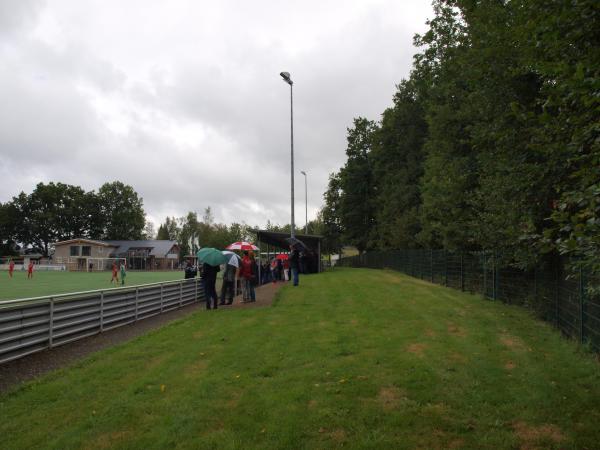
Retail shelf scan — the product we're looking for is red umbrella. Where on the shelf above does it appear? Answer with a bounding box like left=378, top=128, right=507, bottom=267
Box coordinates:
left=226, top=241, right=259, bottom=251
left=275, top=253, right=289, bottom=260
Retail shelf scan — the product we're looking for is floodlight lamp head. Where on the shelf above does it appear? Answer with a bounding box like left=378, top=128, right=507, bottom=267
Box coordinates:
left=280, top=71, right=293, bottom=85
left=300, top=171, right=306, bottom=176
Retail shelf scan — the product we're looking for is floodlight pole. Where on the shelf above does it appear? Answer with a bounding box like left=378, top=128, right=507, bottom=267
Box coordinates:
left=301, top=170, right=307, bottom=235
left=280, top=71, right=295, bottom=239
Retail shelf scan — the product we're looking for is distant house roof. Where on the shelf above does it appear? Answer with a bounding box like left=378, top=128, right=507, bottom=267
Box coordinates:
left=54, top=238, right=113, bottom=247
left=104, top=240, right=179, bottom=258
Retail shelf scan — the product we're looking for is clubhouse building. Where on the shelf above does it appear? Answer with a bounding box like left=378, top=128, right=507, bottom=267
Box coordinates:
left=53, top=239, right=180, bottom=271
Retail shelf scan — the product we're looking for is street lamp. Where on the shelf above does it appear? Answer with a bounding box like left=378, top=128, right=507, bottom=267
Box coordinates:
left=300, top=170, right=307, bottom=235
left=280, top=71, right=295, bottom=238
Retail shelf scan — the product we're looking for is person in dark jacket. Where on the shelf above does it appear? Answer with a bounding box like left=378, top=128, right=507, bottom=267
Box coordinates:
left=289, top=245, right=300, bottom=286
left=220, top=262, right=236, bottom=305
left=201, top=262, right=220, bottom=309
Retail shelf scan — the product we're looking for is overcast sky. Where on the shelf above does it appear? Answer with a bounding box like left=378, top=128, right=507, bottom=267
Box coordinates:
left=0, top=0, right=432, bottom=231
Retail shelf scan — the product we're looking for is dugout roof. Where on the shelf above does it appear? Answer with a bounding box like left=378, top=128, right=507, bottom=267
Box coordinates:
left=253, top=230, right=323, bottom=252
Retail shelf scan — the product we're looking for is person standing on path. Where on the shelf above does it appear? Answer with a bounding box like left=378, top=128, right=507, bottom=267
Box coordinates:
left=289, top=246, right=300, bottom=286
left=201, top=262, right=220, bottom=309
left=220, top=262, right=236, bottom=305
left=239, top=251, right=256, bottom=302
left=120, top=262, right=126, bottom=286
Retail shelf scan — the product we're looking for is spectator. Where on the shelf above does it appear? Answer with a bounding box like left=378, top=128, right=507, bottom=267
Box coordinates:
left=220, top=262, right=236, bottom=305
left=289, top=246, right=300, bottom=286
left=201, top=262, right=220, bottom=309
left=239, top=251, right=256, bottom=302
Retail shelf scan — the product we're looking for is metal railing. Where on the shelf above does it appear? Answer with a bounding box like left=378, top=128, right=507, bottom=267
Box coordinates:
left=339, top=250, right=600, bottom=352
left=0, top=278, right=205, bottom=364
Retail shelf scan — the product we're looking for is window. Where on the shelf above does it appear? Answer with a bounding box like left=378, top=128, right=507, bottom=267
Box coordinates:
left=70, top=246, right=80, bottom=256
left=82, top=246, right=91, bottom=256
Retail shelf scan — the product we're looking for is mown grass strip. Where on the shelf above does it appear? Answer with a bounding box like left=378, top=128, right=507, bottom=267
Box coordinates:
left=1, top=268, right=599, bottom=449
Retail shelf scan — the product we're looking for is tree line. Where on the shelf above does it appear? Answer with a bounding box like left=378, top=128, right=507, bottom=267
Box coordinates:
left=155, top=209, right=326, bottom=260
left=155, top=207, right=253, bottom=259
left=0, top=181, right=146, bottom=256
left=321, top=0, right=599, bottom=272
left=0, top=179, right=325, bottom=260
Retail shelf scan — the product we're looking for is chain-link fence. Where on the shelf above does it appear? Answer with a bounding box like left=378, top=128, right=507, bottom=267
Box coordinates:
left=339, top=250, right=600, bottom=352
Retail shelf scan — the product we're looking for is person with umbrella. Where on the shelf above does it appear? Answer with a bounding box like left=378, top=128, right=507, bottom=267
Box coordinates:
left=197, top=248, right=226, bottom=310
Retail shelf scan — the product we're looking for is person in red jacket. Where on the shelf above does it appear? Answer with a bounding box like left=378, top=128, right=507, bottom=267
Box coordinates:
left=239, top=251, right=256, bottom=302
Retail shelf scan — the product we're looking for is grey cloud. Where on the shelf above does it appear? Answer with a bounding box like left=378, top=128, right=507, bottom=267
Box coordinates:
left=0, top=0, right=432, bottom=228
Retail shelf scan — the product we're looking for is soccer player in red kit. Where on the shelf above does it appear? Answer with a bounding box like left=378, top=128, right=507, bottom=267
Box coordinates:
left=8, top=259, right=15, bottom=278
left=27, top=261, right=34, bottom=279
left=110, top=262, right=119, bottom=284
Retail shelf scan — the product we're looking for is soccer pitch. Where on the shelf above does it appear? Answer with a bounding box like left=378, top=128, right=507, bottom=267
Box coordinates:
left=0, top=270, right=186, bottom=301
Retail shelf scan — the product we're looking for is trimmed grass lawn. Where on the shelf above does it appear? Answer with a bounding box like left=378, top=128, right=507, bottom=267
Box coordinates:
left=0, top=270, right=185, bottom=301
left=2, top=268, right=600, bottom=449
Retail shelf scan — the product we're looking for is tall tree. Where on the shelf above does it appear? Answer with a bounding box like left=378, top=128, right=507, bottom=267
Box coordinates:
left=11, top=182, right=93, bottom=255
left=321, top=172, right=343, bottom=255
left=97, top=181, right=146, bottom=240
left=0, top=201, right=19, bottom=255
left=338, top=117, right=378, bottom=253
left=371, top=79, right=427, bottom=249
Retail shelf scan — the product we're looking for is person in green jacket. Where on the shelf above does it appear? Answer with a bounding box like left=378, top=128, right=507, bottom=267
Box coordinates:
left=120, top=263, right=126, bottom=286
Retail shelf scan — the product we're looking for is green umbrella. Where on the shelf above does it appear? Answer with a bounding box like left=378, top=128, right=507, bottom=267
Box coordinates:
left=197, top=248, right=227, bottom=266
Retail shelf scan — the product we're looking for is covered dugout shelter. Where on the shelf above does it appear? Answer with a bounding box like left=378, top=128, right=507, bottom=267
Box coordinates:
left=254, top=230, right=323, bottom=274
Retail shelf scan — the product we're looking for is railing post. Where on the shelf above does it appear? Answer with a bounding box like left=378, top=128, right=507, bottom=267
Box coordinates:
left=100, top=291, right=104, bottom=332
left=160, top=283, right=164, bottom=312
left=179, top=282, right=183, bottom=307
left=135, top=287, right=139, bottom=322
left=195, top=278, right=198, bottom=301
left=49, top=297, right=54, bottom=349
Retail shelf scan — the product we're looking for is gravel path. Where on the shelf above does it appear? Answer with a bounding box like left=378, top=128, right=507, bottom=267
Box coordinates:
left=0, top=281, right=285, bottom=394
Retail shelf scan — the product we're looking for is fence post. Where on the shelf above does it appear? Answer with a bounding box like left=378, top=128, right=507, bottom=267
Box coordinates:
left=49, top=297, right=54, bottom=349
left=195, top=278, right=198, bottom=301
left=493, top=252, right=497, bottom=301
left=555, top=262, right=560, bottom=328
left=160, top=283, right=164, bottom=312
left=483, top=252, right=487, bottom=298
left=579, top=264, right=585, bottom=344
left=533, top=267, right=537, bottom=302
left=179, top=282, right=183, bottom=307
left=135, top=287, right=139, bottom=322
left=100, top=291, right=104, bottom=332
left=444, top=250, right=448, bottom=287
left=460, top=253, right=464, bottom=291
left=430, top=249, right=434, bottom=283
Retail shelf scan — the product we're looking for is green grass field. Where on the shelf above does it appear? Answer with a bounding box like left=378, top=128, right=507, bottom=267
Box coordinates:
left=0, top=270, right=185, bottom=301
left=2, top=268, right=600, bottom=449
